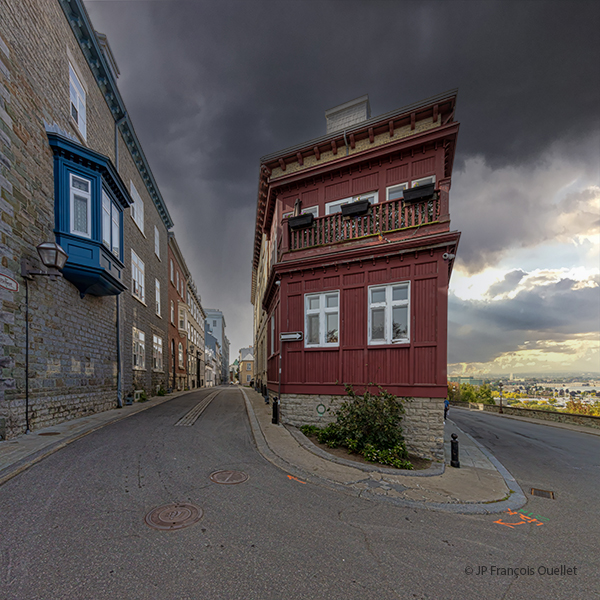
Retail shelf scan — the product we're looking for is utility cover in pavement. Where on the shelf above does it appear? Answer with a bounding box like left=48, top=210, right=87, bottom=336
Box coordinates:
left=531, top=488, right=555, bottom=499
left=145, top=503, right=203, bottom=530
left=210, top=470, right=249, bottom=485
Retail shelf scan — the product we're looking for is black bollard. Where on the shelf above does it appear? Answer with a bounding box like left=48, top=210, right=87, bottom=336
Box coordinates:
left=450, top=433, right=460, bottom=468
left=272, top=397, right=279, bottom=424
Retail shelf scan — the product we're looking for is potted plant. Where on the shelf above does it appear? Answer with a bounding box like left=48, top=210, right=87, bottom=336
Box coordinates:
left=403, top=183, right=435, bottom=203
left=341, top=197, right=371, bottom=217
left=288, top=213, right=314, bottom=230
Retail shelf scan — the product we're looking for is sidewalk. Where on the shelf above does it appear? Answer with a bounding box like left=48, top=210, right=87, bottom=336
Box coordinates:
left=240, top=387, right=527, bottom=514
left=0, top=390, right=192, bottom=486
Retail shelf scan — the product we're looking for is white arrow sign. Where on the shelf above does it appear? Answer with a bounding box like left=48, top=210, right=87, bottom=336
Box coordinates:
left=280, top=332, right=303, bottom=342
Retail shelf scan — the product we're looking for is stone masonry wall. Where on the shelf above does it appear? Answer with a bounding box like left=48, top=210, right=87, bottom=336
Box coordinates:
left=279, top=392, right=444, bottom=461
left=0, top=0, right=126, bottom=437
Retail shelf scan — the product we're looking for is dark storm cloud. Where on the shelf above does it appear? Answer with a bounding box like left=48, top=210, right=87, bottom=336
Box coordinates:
left=487, top=270, right=527, bottom=297
left=448, top=276, right=600, bottom=364
left=84, top=0, right=600, bottom=356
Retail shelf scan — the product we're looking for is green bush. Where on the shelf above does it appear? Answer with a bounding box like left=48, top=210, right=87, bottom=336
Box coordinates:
left=302, top=385, right=413, bottom=470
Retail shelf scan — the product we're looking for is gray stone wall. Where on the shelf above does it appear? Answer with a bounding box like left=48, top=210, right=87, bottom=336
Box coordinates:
left=0, top=0, right=122, bottom=437
left=279, top=392, right=444, bottom=461
left=118, top=134, right=169, bottom=398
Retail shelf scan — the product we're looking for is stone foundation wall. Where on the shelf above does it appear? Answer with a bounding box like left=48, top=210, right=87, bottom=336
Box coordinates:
left=279, top=392, right=444, bottom=461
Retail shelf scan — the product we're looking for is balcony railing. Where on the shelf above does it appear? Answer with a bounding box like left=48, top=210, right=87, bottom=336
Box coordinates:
left=287, top=195, right=441, bottom=252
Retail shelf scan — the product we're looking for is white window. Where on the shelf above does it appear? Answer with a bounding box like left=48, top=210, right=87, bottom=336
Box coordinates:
left=154, top=226, right=160, bottom=258
left=386, top=182, right=409, bottom=201
left=131, top=250, right=145, bottom=302
left=368, top=282, right=410, bottom=345
left=133, top=327, right=145, bottom=369
left=305, top=292, right=340, bottom=347
left=246, top=363, right=252, bottom=371
left=155, top=279, right=161, bottom=316
left=69, top=63, right=86, bottom=139
left=69, top=173, right=91, bottom=238
left=176, top=271, right=179, bottom=293
left=170, top=259, right=174, bottom=283
left=283, top=205, right=319, bottom=219
left=170, top=301, right=175, bottom=324
left=246, top=374, right=251, bottom=383
left=325, top=191, right=378, bottom=215
left=411, top=175, right=436, bottom=188
left=152, top=335, right=163, bottom=371
left=178, top=342, right=184, bottom=368
left=179, top=308, right=185, bottom=330
left=102, top=190, right=120, bottom=257
left=130, top=181, right=144, bottom=234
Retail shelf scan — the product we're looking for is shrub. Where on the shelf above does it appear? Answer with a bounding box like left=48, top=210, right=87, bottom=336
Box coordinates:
left=303, top=385, right=413, bottom=470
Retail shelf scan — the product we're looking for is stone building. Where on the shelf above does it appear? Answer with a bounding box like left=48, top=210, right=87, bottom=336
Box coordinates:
left=204, top=308, right=229, bottom=385
left=167, top=233, right=188, bottom=392
left=251, top=92, right=461, bottom=460
left=0, top=0, right=173, bottom=437
left=186, top=279, right=205, bottom=389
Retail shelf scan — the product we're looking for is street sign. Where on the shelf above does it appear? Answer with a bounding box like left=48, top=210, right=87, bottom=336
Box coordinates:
left=0, top=273, right=18, bottom=292
left=280, top=331, right=303, bottom=342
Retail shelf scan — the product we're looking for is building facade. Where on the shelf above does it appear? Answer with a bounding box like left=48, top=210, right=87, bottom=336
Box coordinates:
left=251, top=92, right=461, bottom=460
left=167, top=233, right=188, bottom=391
left=186, top=279, right=205, bottom=389
left=239, top=347, right=254, bottom=386
left=0, top=0, right=175, bottom=438
left=204, top=308, right=229, bottom=385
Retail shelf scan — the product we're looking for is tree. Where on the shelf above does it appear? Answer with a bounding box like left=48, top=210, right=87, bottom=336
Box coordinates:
left=475, top=384, right=495, bottom=405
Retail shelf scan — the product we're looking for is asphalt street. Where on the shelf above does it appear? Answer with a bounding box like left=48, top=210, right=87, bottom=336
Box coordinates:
left=0, top=388, right=597, bottom=599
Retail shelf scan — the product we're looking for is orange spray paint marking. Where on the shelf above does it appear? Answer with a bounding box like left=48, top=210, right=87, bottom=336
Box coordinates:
left=287, top=475, right=307, bottom=484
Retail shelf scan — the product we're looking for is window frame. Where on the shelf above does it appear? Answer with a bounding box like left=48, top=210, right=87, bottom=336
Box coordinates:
left=129, top=181, right=145, bottom=235
left=101, top=189, right=121, bottom=258
left=69, top=63, right=86, bottom=139
left=325, top=191, right=379, bottom=215
left=155, top=278, right=161, bottom=316
left=304, top=291, right=340, bottom=348
left=154, top=226, right=160, bottom=259
left=178, top=342, right=184, bottom=368
left=69, top=172, right=92, bottom=238
left=368, top=282, right=410, bottom=346
left=131, top=249, right=145, bottom=303
left=133, top=327, right=146, bottom=370
left=283, top=205, right=319, bottom=219
left=411, top=175, right=436, bottom=188
left=152, top=334, right=163, bottom=371
left=386, top=182, right=409, bottom=201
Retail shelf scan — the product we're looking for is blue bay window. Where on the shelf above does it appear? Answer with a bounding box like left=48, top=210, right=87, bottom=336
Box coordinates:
left=48, top=133, right=132, bottom=297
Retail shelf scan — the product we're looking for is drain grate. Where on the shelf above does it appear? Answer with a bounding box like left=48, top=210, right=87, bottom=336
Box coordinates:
left=145, top=503, right=203, bottom=530
left=210, top=470, right=249, bottom=485
left=531, top=488, right=555, bottom=499
left=37, top=432, right=61, bottom=436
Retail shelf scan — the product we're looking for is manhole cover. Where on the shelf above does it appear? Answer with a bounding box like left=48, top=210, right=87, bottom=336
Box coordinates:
left=37, top=432, right=61, bottom=436
left=210, top=470, right=249, bottom=485
left=145, top=503, right=203, bottom=530
left=531, top=488, right=555, bottom=499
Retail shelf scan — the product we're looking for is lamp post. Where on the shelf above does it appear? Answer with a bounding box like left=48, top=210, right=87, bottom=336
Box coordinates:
left=21, top=242, right=68, bottom=433
left=498, top=381, right=504, bottom=414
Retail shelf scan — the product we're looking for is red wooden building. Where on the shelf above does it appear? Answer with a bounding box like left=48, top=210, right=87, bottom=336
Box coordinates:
left=251, top=91, right=461, bottom=459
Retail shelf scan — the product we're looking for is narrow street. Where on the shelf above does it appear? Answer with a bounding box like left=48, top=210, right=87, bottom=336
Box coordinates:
left=0, top=389, right=596, bottom=599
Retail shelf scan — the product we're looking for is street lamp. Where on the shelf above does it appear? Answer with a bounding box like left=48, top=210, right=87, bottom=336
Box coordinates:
left=21, top=242, right=68, bottom=433
left=498, top=381, right=504, bottom=414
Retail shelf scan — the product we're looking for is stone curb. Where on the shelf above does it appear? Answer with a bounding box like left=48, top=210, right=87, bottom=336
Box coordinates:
left=0, top=390, right=194, bottom=487
left=286, top=425, right=445, bottom=477
left=241, top=387, right=528, bottom=514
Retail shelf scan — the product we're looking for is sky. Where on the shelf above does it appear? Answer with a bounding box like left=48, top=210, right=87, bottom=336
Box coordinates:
left=83, top=0, right=600, bottom=376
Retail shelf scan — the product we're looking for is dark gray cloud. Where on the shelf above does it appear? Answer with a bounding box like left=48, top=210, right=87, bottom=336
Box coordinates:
left=487, top=270, right=527, bottom=297
left=84, top=0, right=600, bottom=359
left=448, top=276, right=600, bottom=364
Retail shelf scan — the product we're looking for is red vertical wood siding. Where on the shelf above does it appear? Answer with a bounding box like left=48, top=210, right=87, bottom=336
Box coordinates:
left=413, top=277, right=437, bottom=343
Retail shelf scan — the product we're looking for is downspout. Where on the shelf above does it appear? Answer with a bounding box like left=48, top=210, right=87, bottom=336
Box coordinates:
left=343, top=130, right=350, bottom=156
left=114, top=113, right=127, bottom=408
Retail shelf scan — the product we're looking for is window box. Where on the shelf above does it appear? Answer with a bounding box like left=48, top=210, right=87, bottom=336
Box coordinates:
left=341, top=198, right=371, bottom=217
left=403, top=183, right=435, bottom=203
left=288, top=213, right=314, bottom=230
left=48, top=133, right=132, bottom=297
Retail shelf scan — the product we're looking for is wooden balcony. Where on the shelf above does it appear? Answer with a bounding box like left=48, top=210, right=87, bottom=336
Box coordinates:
left=279, top=189, right=450, bottom=261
